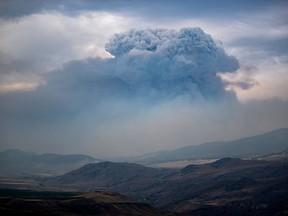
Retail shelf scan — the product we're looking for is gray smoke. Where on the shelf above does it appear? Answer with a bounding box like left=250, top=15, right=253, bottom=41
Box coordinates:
left=105, top=27, right=239, bottom=99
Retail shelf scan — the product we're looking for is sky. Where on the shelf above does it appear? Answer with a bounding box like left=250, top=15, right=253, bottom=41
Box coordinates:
left=0, top=0, right=288, bottom=158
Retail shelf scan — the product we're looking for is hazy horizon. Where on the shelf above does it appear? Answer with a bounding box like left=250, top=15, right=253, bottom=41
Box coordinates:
left=0, top=0, right=288, bottom=158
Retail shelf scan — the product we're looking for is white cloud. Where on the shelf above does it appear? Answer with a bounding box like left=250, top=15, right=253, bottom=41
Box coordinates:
left=226, top=60, right=288, bottom=102
left=0, top=11, right=136, bottom=93
left=0, top=81, right=43, bottom=94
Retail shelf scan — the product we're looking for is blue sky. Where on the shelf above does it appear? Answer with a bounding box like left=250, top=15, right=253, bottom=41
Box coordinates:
left=0, top=0, right=287, bottom=158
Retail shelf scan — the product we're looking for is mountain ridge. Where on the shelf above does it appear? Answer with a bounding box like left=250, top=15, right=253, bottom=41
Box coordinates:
left=124, top=128, right=288, bottom=164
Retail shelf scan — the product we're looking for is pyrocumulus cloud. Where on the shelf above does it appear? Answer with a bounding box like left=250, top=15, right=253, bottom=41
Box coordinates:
left=104, top=27, right=239, bottom=100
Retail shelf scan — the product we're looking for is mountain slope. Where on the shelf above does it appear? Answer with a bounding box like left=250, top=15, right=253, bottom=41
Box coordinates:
left=129, top=128, right=288, bottom=163
left=0, top=149, right=100, bottom=177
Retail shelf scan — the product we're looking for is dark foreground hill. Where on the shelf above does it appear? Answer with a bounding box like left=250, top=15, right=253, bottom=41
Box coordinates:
left=45, top=158, right=288, bottom=216
left=0, top=149, right=99, bottom=177
left=126, top=128, right=288, bottom=164
left=0, top=189, right=176, bottom=216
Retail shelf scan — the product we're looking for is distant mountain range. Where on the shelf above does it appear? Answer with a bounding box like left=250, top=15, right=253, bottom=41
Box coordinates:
left=0, top=149, right=100, bottom=177
left=1, top=128, right=288, bottom=177
left=125, top=128, right=288, bottom=164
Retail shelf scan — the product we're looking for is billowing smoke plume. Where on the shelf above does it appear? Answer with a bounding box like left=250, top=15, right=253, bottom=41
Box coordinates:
left=105, top=27, right=239, bottom=99
left=0, top=27, right=240, bottom=125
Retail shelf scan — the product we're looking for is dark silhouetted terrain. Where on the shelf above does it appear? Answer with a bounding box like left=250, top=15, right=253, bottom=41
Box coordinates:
left=45, top=158, right=288, bottom=216
left=0, top=189, right=176, bottom=216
